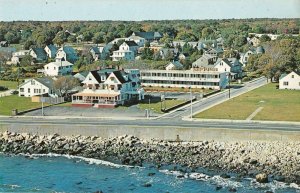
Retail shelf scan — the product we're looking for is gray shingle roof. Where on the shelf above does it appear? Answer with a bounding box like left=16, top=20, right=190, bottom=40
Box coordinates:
left=32, top=48, right=47, bottom=60
left=133, top=31, right=162, bottom=40
left=124, top=41, right=138, bottom=47
left=47, top=45, right=57, bottom=53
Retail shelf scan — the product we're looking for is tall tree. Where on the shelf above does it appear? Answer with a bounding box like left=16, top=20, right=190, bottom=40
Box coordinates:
left=54, top=76, right=80, bottom=97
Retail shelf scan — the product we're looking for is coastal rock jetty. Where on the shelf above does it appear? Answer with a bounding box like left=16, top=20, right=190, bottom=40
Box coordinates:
left=0, top=131, right=299, bottom=184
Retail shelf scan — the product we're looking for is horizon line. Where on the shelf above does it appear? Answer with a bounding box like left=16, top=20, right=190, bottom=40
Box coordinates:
left=1, top=17, right=299, bottom=22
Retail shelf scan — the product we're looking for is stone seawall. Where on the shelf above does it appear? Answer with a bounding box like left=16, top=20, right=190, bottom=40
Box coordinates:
left=0, top=131, right=299, bottom=185
left=1, top=123, right=300, bottom=142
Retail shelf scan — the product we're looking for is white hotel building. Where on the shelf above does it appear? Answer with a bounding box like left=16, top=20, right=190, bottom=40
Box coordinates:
left=140, top=68, right=228, bottom=90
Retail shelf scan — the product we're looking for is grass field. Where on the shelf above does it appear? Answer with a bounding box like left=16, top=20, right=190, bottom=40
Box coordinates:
left=0, top=80, right=19, bottom=90
left=195, top=83, right=300, bottom=122
left=0, top=95, right=49, bottom=116
left=138, top=99, right=185, bottom=113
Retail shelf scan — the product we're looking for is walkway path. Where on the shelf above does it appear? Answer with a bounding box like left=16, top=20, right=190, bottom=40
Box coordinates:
left=246, top=107, right=264, bottom=120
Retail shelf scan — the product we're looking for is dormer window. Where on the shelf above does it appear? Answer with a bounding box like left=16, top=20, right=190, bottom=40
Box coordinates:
left=101, top=76, right=106, bottom=81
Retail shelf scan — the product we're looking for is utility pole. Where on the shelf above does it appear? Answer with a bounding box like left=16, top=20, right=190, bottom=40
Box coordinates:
left=148, top=96, right=150, bottom=118
left=41, top=85, right=44, bottom=116
left=228, top=73, right=231, bottom=99
left=190, top=87, right=193, bottom=120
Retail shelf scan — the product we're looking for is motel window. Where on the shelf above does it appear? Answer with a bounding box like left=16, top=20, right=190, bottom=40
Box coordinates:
left=283, top=82, right=289, bottom=86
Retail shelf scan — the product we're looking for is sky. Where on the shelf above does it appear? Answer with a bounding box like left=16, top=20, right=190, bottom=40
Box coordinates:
left=0, top=0, right=299, bottom=21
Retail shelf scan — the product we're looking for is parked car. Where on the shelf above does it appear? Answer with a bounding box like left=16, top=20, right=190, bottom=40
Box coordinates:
left=10, top=90, right=19, bottom=95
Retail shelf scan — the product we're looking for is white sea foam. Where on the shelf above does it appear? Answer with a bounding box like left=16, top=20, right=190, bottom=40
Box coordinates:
left=250, top=178, right=300, bottom=191
left=159, top=169, right=242, bottom=188
left=26, top=153, right=140, bottom=169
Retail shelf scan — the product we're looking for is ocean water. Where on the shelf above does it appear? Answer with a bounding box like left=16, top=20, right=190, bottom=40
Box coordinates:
left=0, top=154, right=299, bottom=193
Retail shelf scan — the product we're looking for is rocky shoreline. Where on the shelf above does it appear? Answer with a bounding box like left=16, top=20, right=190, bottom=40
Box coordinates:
left=0, top=131, right=299, bottom=185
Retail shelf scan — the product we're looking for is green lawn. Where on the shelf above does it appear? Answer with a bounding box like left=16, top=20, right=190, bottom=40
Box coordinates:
left=195, top=83, right=300, bottom=122
left=0, top=95, right=47, bottom=116
left=138, top=99, right=185, bottom=113
left=0, top=80, right=19, bottom=90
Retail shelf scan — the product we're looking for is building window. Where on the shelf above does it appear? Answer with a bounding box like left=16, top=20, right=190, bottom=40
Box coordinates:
left=292, top=75, right=294, bottom=78
left=283, top=81, right=289, bottom=86
left=28, top=88, right=30, bottom=93
left=20, top=88, right=24, bottom=92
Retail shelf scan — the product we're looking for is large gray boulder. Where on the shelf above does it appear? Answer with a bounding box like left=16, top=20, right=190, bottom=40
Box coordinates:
left=256, top=173, right=268, bottom=183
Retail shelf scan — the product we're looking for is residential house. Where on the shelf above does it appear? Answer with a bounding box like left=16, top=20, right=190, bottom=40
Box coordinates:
left=120, top=41, right=139, bottom=54
left=0, top=47, right=16, bottom=61
left=192, top=54, right=218, bottom=68
left=132, top=31, right=163, bottom=42
left=140, top=69, right=228, bottom=90
left=111, top=50, right=134, bottom=61
left=71, top=68, right=145, bottom=108
left=29, top=48, right=48, bottom=62
left=214, top=58, right=243, bottom=79
left=0, top=41, right=8, bottom=47
left=18, top=77, right=57, bottom=97
left=239, top=49, right=255, bottom=67
left=44, top=60, right=74, bottom=76
left=73, top=71, right=89, bottom=82
left=166, top=61, right=183, bottom=70
left=126, top=35, right=146, bottom=47
left=11, top=50, right=29, bottom=64
left=249, top=37, right=260, bottom=47
left=56, top=46, right=78, bottom=63
left=159, top=48, right=178, bottom=60
left=89, top=46, right=101, bottom=61
left=279, top=71, right=300, bottom=90
left=44, top=45, right=58, bottom=59
left=111, top=41, right=138, bottom=61
left=204, top=47, right=224, bottom=57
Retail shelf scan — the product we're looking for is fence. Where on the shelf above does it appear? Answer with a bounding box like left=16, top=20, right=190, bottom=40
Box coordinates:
left=31, top=96, right=64, bottom=104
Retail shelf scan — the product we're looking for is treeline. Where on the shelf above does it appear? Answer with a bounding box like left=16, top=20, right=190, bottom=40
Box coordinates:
left=246, top=36, right=300, bottom=80
left=0, top=19, right=299, bottom=50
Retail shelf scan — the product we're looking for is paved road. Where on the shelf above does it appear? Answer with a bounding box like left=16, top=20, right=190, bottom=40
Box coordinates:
left=0, top=116, right=300, bottom=132
left=157, top=77, right=268, bottom=120
left=0, top=89, right=13, bottom=97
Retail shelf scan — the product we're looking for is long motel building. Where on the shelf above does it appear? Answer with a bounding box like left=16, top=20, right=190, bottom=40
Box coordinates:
left=140, top=68, right=229, bottom=90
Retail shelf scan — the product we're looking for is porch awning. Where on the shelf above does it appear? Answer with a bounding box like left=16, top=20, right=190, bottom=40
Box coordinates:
left=73, top=93, right=120, bottom=97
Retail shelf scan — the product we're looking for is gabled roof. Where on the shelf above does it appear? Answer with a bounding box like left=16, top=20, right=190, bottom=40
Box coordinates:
left=280, top=71, right=300, bottom=80
left=45, top=60, right=73, bottom=67
left=112, top=71, right=127, bottom=84
left=90, top=70, right=102, bottom=83
left=90, top=46, right=100, bottom=54
left=168, top=61, right=183, bottom=68
left=46, top=44, right=57, bottom=53
left=31, top=48, right=47, bottom=59
left=60, top=46, right=77, bottom=56
left=279, top=73, right=288, bottom=80
left=220, top=58, right=233, bottom=67
left=124, top=41, right=138, bottom=47
left=19, top=77, right=54, bottom=89
left=133, top=31, right=162, bottom=40
left=78, top=71, right=89, bottom=78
